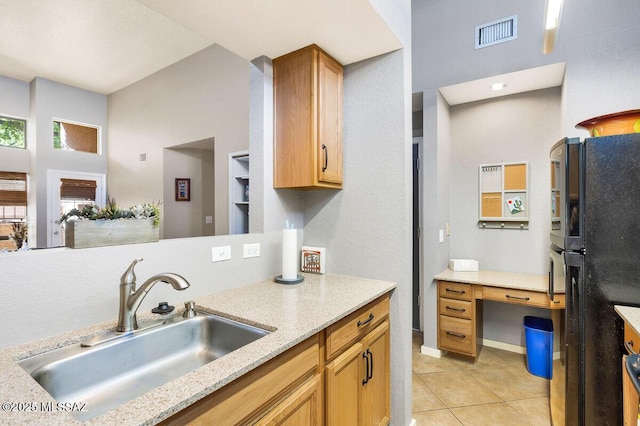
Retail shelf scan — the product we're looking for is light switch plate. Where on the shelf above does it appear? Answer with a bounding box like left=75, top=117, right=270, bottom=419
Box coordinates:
left=211, top=246, right=231, bottom=262
left=243, top=243, right=260, bottom=258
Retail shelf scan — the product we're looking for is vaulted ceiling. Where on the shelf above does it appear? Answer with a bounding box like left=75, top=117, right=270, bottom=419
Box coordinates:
left=0, top=0, right=401, bottom=94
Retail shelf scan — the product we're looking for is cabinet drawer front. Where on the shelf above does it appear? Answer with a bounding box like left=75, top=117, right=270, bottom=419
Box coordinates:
left=326, top=295, right=389, bottom=360
left=439, top=298, right=472, bottom=319
left=625, top=323, right=640, bottom=355
left=482, top=287, right=549, bottom=308
left=439, top=315, right=473, bottom=354
left=164, top=336, right=319, bottom=426
left=438, top=281, right=472, bottom=301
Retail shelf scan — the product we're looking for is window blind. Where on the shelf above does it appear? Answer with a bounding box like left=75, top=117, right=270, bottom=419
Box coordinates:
left=0, top=172, right=27, bottom=206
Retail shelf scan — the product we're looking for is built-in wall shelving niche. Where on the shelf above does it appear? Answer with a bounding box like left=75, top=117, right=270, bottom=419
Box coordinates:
left=478, top=161, right=529, bottom=230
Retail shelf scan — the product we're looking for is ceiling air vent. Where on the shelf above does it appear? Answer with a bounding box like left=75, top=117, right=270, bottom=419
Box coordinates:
left=475, top=15, right=518, bottom=49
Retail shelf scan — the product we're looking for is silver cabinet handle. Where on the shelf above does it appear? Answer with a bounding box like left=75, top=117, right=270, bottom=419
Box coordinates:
left=445, top=306, right=466, bottom=313
left=445, top=331, right=466, bottom=339
left=445, top=288, right=466, bottom=295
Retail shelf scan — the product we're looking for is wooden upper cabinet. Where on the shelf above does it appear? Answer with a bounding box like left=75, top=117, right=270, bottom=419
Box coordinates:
left=273, top=44, right=343, bottom=189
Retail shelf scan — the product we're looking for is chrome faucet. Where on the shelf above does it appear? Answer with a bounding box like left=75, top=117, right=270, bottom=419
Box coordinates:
left=117, top=258, right=190, bottom=333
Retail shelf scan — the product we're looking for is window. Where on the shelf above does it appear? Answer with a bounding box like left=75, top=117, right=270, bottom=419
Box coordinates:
left=53, top=120, right=99, bottom=153
left=0, top=116, right=27, bottom=149
left=0, top=172, right=27, bottom=250
left=59, top=178, right=97, bottom=215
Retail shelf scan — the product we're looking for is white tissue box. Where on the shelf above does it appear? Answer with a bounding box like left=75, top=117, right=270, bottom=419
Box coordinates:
left=301, top=246, right=326, bottom=274
left=448, top=259, right=479, bottom=272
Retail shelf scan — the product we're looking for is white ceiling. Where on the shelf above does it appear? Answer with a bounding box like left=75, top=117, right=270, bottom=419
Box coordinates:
left=438, top=62, right=566, bottom=106
left=0, top=0, right=401, bottom=95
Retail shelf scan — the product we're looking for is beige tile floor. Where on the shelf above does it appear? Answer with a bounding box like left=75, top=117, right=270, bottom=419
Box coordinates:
left=412, top=331, right=552, bottom=425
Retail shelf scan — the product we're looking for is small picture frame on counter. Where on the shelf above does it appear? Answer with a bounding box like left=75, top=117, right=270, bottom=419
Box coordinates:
left=301, top=246, right=326, bottom=274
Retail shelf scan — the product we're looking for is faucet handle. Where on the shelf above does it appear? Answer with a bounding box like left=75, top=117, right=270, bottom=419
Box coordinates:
left=121, top=258, right=143, bottom=286
left=183, top=301, right=197, bottom=318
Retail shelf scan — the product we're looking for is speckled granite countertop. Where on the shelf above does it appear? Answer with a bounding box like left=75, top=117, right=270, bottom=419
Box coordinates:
left=0, top=273, right=395, bottom=425
left=434, top=268, right=552, bottom=293
left=615, top=305, right=640, bottom=336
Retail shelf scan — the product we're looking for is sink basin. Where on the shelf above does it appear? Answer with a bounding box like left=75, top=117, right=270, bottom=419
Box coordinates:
left=17, top=310, right=270, bottom=421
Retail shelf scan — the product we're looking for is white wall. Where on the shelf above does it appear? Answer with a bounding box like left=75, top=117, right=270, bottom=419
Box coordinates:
left=413, top=0, right=640, bottom=352
left=30, top=77, right=108, bottom=247
left=107, top=44, right=249, bottom=236
left=0, top=76, right=30, bottom=174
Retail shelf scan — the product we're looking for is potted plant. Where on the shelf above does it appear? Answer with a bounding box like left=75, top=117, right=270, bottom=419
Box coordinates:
left=58, top=197, right=161, bottom=249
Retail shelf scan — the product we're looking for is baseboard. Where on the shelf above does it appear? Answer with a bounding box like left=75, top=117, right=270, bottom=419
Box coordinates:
left=483, top=338, right=561, bottom=360
left=420, top=345, right=442, bottom=358
left=482, top=338, right=525, bottom=354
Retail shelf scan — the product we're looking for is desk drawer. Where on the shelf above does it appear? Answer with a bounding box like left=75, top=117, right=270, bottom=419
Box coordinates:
left=439, top=281, right=472, bottom=301
left=439, top=315, right=473, bottom=354
left=483, top=287, right=550, bottom=308
left=439, top=298, right=472, bottom=320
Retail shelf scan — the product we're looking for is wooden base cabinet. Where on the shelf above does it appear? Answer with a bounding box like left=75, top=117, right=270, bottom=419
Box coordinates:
left=437, top=281, right=482, bottom=359
left=160, top=336, right=321, bottom=426
left=160, top=294, right=391, bottom=426
left=623, top=322, right=640, bottom=426
left=325, top=296, right=390, bottom=426
left=255, top=374, right=322, bottom=425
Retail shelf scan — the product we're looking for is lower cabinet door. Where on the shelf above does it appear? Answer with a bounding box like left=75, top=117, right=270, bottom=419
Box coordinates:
left=325, top=341, right=363, bottom=425
left=256, top=374, right=323, bottom=425
left=361, top=321, right=390, bottom=426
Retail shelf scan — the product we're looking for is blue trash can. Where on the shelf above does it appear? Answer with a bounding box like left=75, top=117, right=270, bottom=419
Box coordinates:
left=523, top=316, right=553, bottom=379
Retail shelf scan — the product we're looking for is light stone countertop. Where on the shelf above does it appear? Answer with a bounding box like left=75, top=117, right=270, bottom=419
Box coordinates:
left=615, top=305, right=640, bottom=337
left=0, top=273, right=395, bottom=426
left=434, top=268, right=552, bottom=293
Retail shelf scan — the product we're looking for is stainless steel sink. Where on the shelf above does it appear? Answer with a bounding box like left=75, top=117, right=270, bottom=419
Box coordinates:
left=17, top=310, right=270, bottom=421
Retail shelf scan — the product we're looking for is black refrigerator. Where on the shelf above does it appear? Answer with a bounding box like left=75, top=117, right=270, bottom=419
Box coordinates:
left=549, top=133, right=640, bottom=425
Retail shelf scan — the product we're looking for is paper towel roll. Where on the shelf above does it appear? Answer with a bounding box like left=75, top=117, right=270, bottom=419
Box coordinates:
left=282, top=229, right=297, bottom=280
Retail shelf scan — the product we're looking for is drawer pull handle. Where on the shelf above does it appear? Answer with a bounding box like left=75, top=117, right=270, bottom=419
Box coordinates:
left=357, top=313, right=374, bottom=327
left=445, top=288, right=466, bottom=295
left=626, top=340, right=637, bottom=355
left=445, top=306, right=466, bottom=313
left=505, top=294, right=530, bottom=301
left=445, top=331, right=466, bottom=339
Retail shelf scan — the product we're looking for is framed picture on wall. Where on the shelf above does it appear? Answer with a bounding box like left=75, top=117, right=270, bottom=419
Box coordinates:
left=175, top=178, right=190, bottom=201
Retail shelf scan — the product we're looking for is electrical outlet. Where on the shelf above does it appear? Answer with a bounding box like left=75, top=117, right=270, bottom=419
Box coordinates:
left=243, top=243, right=260, bottom=258
left=211, top=245, right=231, bottom=262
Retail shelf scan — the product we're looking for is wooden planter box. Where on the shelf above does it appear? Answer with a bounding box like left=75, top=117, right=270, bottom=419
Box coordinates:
left=64, top=218, right=159, bottom=249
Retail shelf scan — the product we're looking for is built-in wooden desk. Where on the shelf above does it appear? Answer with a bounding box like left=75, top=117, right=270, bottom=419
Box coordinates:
left=434, top=269, right=565, bottom=360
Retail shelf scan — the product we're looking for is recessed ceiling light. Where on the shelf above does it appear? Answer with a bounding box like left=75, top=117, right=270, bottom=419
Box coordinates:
left=491, top=83, right=507, bottom=91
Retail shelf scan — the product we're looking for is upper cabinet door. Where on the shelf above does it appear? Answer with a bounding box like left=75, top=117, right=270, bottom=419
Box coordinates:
left=317, top=51, right=343, bottom=185
left=274, top=45, right=343, bottom=189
